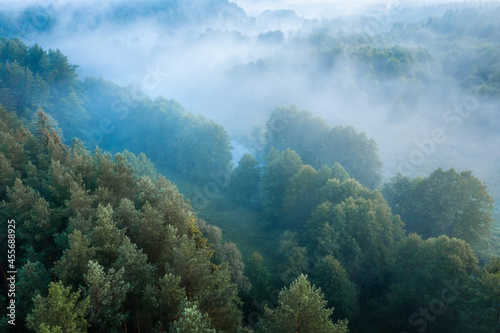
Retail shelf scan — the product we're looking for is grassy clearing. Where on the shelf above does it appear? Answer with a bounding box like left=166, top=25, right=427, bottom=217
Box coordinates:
left=156, top=167, right=282, bottom=265
left=196, top=196, right=281, bottom=263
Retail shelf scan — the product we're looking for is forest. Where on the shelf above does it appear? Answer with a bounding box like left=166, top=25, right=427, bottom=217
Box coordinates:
left=0, top=1, right=499, bottom=332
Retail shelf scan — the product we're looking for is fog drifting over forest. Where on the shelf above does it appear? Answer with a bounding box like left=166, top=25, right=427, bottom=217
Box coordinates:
left=6, top=0, right=500, bottom=196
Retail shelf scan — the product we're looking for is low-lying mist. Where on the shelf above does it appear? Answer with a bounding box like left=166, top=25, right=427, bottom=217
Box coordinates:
left=7, top=0, right=500, bottom=200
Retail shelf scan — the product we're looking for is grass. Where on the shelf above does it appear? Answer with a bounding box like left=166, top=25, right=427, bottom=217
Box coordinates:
left=196, top=196, right=282, bottom=264
left=156, top=167, right=283, bottom=265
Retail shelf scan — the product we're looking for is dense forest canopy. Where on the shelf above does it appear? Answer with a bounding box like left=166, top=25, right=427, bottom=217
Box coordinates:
left=0, top=1, right=499, bottom=332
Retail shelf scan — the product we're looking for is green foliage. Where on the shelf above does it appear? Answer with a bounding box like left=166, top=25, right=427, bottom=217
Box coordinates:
left=171, top=302, right=218, bottom=333
left=65, top=181, right=95, bottom=224
left=122, top=149, right=157, bottom=179
left=257, top=274, right=349, bottom=333
left=280, top=163, right=350, bottom=228
left=0, top=109, right=245, bottom=332
left=84, top=260, right=130, bottom=333
left=349, top=45, right=429, bottom=78
left=134, top=175, right=192, bottom=234
left=0, top=105, right=31, bottom=170
left=143, top=273, right=186, bottom=329
left=93, top=150, right=137, bottom=205
left=264, top=107, right=381, bottom=188
left=264, top=107, right=329, bottom=166
left=387, top=234, right=480, bottom=332
left=245, top=252, right=272, bottom=302
left=0, top=60, right=47, bottom=115
left=260, top=148, right=302, bottom=221
left=306, top=183, right=405, bottom=289
left=457, top=257, right=500, bottom=332
left=384, top=168, right=494, bottom=246
left=2, top=178, right=54, bottom=263
left=321, top=125, right=381, bottom=189
left=176, top=115, right=233, bottom=182
left=0, top=37, right=78, bottom=117
left=52, top=92, right=88, bottom=140
left=16, top=261, right=51, bottom=321
left=113, top=236, right=154, bottom=291
left=90, top=204, right=126, bottom=267
left=0, top=152, right=20, bottom=200
left=198, top=220, right=251, bottom=293
left=228, top=153, right=261, bottom=207
left=166, top=233, right=242, bottom=332
left=54, top=230, right=96, bottom=290
left=112, top=237, right=155, bottom=329
left=278, top=231, right=309, bottom=284
left=26, top=281, right=89, bottom=333
left=381, top=173, right=416, bottom=218
left=0, top=37, right=233, bottom=183
left=313, top=256, right=360, bottom=320
left=130, top=202, right=174, bottom=267
left=331, top=162, right=350, bottom=182
left=282, top=165, right=322, bottom=227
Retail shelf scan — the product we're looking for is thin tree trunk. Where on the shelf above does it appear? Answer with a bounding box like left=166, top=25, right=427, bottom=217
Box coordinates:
left=122, top=304, right=128, bottom=333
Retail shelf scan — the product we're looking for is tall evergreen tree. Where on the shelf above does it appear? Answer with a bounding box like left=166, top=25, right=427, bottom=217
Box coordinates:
left=54, top=230, right=96, bottom=290
left=26, top=281, right=89, bottom=333
left=257, top=274, right=349, bottom=333
left=170, top=302, right=217, bottom=333
left=35, top=108, right=64, bottom=151
left=16, top=261, right=51, bottom=324
left=84, top=260, right=130, bottom=333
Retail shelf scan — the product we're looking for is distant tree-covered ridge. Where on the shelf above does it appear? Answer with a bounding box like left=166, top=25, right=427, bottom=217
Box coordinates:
left=0, top=37, right=391, bottom=191
left=0, top=37, right=232, bottom=183
left=263, top=106, right=382, bottom=189
left=0, top=0, right=247, bottom=37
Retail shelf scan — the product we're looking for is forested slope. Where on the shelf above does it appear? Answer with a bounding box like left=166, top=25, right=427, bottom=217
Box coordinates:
left=0, top=107, right=248, bottom=332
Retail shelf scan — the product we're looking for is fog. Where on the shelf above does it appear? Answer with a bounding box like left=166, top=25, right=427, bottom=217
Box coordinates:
left=6, top=0, right=500, bottom=199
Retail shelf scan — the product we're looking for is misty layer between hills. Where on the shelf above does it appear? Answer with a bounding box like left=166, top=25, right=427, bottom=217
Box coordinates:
left=4, top=0, right=500, bottom=197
